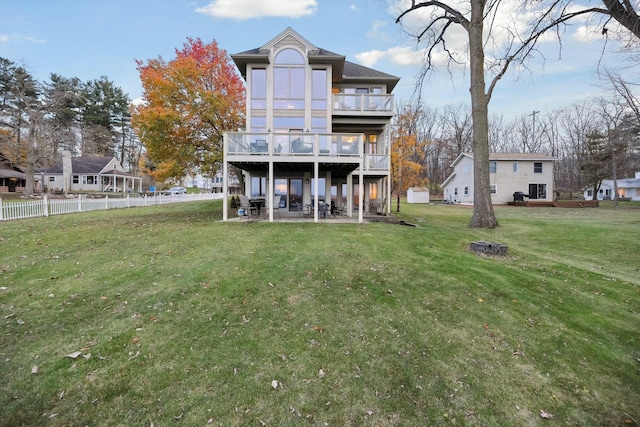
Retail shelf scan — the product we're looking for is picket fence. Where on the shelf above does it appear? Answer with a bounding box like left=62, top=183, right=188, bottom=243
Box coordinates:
left=0, top=193, right=224, bottom=221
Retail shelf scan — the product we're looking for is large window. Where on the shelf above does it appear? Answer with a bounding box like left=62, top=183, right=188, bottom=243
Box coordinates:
left=311, top=69, right=327, bottom=110
left=250, top=69, right=266, bottom=109
left=274, top=48, right=305, bottom=110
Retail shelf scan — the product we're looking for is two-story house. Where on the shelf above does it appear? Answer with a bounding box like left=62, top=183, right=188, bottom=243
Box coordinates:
left=441, top=152, right=556, bottom=205
left=222, top=28, right=399, bottom=222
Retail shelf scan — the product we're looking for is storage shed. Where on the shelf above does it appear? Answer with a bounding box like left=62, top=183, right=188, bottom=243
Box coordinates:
left=407, top=187, right=430, bottom=204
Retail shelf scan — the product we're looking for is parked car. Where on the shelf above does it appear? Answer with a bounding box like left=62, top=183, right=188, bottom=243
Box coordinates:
left=165, top=186, right=187, bottom=195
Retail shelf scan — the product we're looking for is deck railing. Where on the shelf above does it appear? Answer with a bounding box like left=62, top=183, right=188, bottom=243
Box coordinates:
left=0, top=193, right=223, bottom=221
left=226, top=132, right=364, bottom=157
left=332, top=93, right=394, bottom=113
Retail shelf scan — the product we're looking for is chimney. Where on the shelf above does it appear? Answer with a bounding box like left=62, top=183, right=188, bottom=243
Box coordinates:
left=62, top=150, right=72, bottom=193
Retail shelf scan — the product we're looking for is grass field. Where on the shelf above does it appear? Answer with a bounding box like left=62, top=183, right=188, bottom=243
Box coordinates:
left=1, top=200, right=638, bottom=426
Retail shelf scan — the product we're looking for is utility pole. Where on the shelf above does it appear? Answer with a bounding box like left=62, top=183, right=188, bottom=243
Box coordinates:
left=528, top=110, right=539, bottom=152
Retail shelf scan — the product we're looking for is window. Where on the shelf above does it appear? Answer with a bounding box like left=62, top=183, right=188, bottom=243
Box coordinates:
left=528, top=183, right=547, bottom=199
left=251, top=116, right=267, bottom=133
left=454, top=187, right=458, bottom=196
left=250, top=68, right=266, bottom=109
left=490, top=184, right=497, bottom=195
left=534, top=162, right=542, bottom=173
left=369, top=182, right=378, bottom=199
left=72, top=175, right=79, bottom=184
left=273, top=49, right=305, bottom=110
left=274, top=48, right=304, bottom=64
left=311, top=69, right=327, bottom=110
left=464, top=186, right=469, bottom=196
left=274, top=68, right=305, bottom=109
left=587, top=189, right=593, bottom=197
left=83, top=175, right=96, bottom=185
left=311, top=117, right=327, bottom=133
left=489, top=161, right=497, bottom=173
left=49, top=176, right=55, bottom=182
left=512, top=162, right=518, bottom=173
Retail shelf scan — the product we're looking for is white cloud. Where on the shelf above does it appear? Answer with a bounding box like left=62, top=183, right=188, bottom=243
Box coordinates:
left=366, top=20, right=389, bottom=41
left=355, top=49, right=387, bottom=67
left=196, top=0, right=317, bottom=20
left=387, top=45, right=424, bottom=67
left=350, top=4, right=359, bottom=11
left=572, top=25, right=601, bottom=43
left=24, top=36, right=47, bottom=44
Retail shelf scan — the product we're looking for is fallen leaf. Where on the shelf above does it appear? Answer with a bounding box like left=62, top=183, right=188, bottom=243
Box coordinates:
left=313, top=325, right=323, bottom=332
left=539, top=410, right=554, bottom=419
left=271, top=380, right=279, bottom=389
left=100, top=296, right=108, bottom=301
left=66, top=351, right=82, bottom=359
left=83, top=353, right=92, bottom=360
left=477, top=298, right=484, bottom=303
left=31, top=365, right=38, bottom=374
left=318, top=369, right=325, bottom=378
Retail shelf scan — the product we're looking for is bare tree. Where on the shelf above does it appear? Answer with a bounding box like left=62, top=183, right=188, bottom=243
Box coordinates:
left=395, top=1, right=635, bottom=227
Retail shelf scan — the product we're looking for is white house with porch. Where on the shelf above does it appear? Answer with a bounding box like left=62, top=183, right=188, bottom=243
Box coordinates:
left=37, top=151, right=142, bottom=193
left=222, top=28, right=398, bottom=222
left=441, top=152, right=556, bottom=205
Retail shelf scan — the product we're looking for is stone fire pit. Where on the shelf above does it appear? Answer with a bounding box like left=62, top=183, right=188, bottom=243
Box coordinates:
left=470, top=241, right=508, bottom=256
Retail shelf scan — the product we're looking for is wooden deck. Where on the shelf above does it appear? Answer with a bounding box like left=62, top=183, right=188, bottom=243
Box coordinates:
left=507, top=200, right=599, bottom=208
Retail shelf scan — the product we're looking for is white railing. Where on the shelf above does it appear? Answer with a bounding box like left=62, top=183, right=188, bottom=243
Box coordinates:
left=333, top=93, right=394, bottom=113
left=0, top=193, right=224, bottom=221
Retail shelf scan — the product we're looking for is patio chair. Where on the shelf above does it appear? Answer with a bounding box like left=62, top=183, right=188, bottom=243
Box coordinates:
left=239, top=195, right=258, bottom=218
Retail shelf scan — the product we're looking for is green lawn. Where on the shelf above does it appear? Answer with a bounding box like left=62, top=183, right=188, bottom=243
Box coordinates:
left=1, top=201, right=638, bottom=426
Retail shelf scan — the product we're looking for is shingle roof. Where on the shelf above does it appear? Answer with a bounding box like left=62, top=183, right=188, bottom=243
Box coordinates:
left=38, top=156, right=113, bottom=174
left=231, top=28, right=400, bottom=91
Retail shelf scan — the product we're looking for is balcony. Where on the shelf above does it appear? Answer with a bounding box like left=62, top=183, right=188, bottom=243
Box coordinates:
left=226, top=132, right=363, bottom=157
left=332, top=93, right=394, bottom=116
left=224, top=132, right=389, bottom=174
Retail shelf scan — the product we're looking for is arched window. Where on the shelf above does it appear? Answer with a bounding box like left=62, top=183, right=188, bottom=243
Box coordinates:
left=274, top=48, right=304, bottom=64
left=273, top=48, right=305, bottom=109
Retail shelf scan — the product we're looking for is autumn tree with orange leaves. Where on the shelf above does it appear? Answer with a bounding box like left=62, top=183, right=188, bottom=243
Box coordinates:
left=132, top=38, right=245, bottom=184
left=391, top=102, right=430, bottom=203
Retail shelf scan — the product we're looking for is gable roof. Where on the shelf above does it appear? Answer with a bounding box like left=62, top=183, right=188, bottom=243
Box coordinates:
left=38, top=156, right=114, bottom=174
left=0, top=152, right=27, bottom=179
left=231, top=27, right=399, bottom=91
left=449, top=152, right=555, bottom=167
left=602, top=176, right=640, bottom=189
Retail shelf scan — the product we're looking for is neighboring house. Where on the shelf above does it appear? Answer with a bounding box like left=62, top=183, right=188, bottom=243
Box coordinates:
left=186, top=169, right=240, bottom=194
left=0, top=152, right=27, bottom=193
left=441, top=152, right=556, bottom=205
left=37, top=151, right=142, bottom=193
left=583, top=172, right=640, bottom=201
left=222, top=27, right=398, bottom=222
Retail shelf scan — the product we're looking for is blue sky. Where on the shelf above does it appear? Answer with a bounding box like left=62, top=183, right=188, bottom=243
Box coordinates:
left=0, top=0, right=634, bottom=119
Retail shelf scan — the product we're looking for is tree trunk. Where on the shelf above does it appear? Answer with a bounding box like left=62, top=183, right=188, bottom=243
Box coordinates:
left=468, top=1, right=498, bottom=229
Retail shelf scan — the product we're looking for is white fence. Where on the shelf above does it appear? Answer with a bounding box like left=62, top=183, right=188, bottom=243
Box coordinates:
left=0, top=193, right=224, bottom=221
